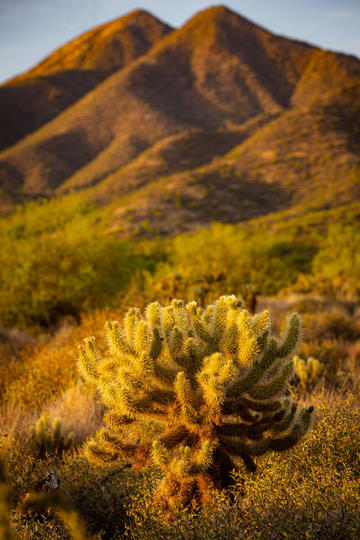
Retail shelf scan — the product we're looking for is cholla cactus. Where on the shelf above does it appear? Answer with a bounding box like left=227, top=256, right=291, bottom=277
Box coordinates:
left=30, top=413, right=74, bottom=459
left=293, top=355, right=323, bottom=391
left=78, top=296, right=314, bottom=509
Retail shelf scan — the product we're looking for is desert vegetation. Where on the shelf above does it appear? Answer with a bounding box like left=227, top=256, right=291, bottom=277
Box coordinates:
left=0, top=192, right=359, bottom=538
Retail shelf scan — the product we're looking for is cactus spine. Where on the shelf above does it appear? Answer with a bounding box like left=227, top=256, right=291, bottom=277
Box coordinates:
left=78, top=296, right=314, bottom=509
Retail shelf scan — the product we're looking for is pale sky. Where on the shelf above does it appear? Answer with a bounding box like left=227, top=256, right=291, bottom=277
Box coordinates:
left=1, top=0, right=360, bottom=84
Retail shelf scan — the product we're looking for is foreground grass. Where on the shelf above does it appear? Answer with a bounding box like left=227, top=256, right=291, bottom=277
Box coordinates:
left=1, top=390, right=359, bottom=539
left=125, top=392, right=360, bottom=539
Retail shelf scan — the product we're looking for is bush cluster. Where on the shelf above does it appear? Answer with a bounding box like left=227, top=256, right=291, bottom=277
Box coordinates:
left=0, top=196, right=149, bottom=331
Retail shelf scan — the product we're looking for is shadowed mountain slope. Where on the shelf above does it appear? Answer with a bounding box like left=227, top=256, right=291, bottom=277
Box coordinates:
left=0, top=4, right=359, bottom=232
left=74, top=113, right=273, bottom=199
left=94, top=98, right=360, bottom=237
left=0, top=10, right=172, bottom=152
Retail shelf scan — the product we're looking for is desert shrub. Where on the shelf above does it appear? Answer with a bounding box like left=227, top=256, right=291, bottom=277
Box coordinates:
left=78, top=295, right=314, bottom=511
left=311, top=224, right=360, bottom=297
left=302, top=307, right=358, bottom=342
left=3, top=342, right=78, bottom=407
left=2, top=308, right=126, bottom=408
left=146, top=224, right=316, bottom=300
left=44, top=384, right=104, bottom=447
left=0, top=196, right=148, bottom=332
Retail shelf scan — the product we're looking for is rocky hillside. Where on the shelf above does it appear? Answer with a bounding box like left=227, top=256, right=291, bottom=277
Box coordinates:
left=0, top=5, right=359, bottom=233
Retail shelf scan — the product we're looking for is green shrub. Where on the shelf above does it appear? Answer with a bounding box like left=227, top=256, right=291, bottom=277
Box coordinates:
left=147, top=223, right=316, bottom=299
left=311, top=224, right=360, bottom=297
left=0, top=196, right=148, bottom=331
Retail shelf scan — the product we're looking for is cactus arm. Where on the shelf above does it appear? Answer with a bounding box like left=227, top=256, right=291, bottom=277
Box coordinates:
left=152, top=441, right=171, bottom=470
left=124, top=308, right=141, bottom=345
left=77, top=337, right=101, bottom=383
left=218, top=437, right=257, bottom=471
left=247, top=361, right=294, bottom=400
left=100, top=429, right=137, bottom=458
left=105, top=321, right=134, bottom=357
left=149, top=327, right=163, bottom=360
left=226, top=338, right=278, bottom=397
left=275, top=313, right=302, bottom=358
left=189, top=440, right=216, bottom=473
left=174, top=372, right=195, bottom=409
left=85, top=441, right=118, bottom=465
left=158, top=426, right=190, bottom=449
left=241, top=398, right=283, bottom=412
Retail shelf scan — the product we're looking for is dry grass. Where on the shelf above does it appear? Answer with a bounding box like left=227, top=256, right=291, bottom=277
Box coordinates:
left=45, top=383, right=104, bottom=446
left=0, top=383, right=103, bottom=460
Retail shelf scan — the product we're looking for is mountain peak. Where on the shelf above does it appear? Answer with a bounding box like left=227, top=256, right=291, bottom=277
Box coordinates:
left=183, top=4, right=258, bottom=30
left=120, top=8, right=171, bottom=26
left=17, top=9, right=173, bottom=79
left=0, top=8, right=173, bottom=151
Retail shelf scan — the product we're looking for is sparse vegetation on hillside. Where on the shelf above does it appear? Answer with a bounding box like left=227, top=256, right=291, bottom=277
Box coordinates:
left=0, top=10, right=172, bottom=153
left=1, top=4, right=359, bottom=221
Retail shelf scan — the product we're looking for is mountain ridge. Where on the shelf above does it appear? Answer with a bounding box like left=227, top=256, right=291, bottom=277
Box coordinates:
left=0, top=4, right=359, bottom=234
left=0, top=9, right=172, bottom=153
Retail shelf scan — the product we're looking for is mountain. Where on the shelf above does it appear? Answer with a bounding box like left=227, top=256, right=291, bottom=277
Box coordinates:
left=0, top=10, right=172, bottom=152
left=0, top=5, right=359, bottom=233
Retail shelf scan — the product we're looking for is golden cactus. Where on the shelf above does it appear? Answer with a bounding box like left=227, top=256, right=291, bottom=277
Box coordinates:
left=78, top=296, right=314, bottom=509
left=293, top=355, right=323, bottom=391
left=30, top=413, right=74, bottom=459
